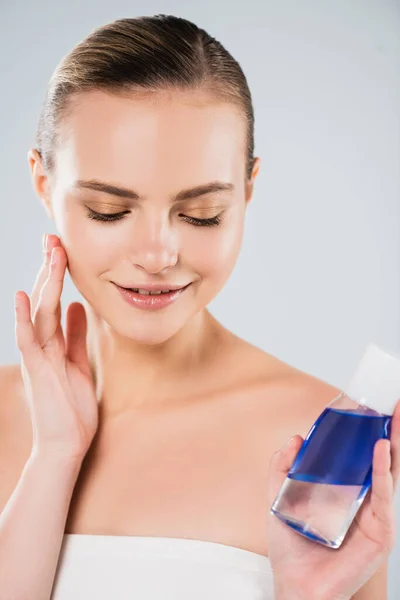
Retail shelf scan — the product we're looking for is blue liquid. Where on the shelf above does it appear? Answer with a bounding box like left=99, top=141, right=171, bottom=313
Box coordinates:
left=288, top=406, right=392, bottom=487
left=271, top=405, right=392, bottom=548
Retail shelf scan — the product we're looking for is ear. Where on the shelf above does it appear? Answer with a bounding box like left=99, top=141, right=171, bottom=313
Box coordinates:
left=27, top=148, right=54, bottom=220
left=245, top=157, right=261, bottom=206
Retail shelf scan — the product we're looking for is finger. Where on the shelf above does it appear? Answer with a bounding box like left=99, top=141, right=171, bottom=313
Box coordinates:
left=14, top=290, right=45, bottom=373
left=267, top=435, right=303, bottom=507
left=65, top=303, right=91, bottom=378
left=370, top=439, right=396, bottom=540
left=30, top=234, right=61, bottom=318
left=32, top=246, right=67, bottom=349
left=389, top=398, right=400, bottom=491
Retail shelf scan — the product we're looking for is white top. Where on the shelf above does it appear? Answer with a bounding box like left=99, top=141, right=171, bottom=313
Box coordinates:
left=51, top=534, right=275, bottom=599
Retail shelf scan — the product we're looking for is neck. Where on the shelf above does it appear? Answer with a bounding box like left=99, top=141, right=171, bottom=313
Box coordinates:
left=83, top=303, right=220, bottom=419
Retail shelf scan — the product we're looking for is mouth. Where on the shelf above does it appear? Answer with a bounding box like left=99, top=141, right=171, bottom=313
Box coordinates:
left=115, top=283, right=192, bottom=295
left=112, top=282, right=193, bottom=310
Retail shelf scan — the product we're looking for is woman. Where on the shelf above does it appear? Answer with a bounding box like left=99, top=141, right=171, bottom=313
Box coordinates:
left=0, top=14, right=398, bottom=600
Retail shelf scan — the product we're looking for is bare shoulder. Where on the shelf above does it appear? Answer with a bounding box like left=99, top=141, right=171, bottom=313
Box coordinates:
left=230, top=332, right=341, bottom=395
left=228, top=336, right=342, bottom=443
left=0, top=364, right=32, bottom=513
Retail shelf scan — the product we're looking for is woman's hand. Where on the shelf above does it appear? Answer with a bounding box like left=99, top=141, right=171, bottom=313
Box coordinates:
left=14, top=233, right=99, bottom=461
left=266, top=398, right=400, bottom=600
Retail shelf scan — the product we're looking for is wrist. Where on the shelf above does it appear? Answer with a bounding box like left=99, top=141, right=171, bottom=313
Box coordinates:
left=29, top=448, right=84, bottom=474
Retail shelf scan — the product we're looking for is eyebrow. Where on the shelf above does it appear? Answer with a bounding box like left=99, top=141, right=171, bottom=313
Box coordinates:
left=73, top=179, right=235, bottom=202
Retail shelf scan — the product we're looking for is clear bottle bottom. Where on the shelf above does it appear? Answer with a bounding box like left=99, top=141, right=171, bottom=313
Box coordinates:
left=270, top=476, right=370, bottom=548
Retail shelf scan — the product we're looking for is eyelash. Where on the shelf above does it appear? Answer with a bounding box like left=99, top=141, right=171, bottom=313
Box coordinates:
left=84, top=207, right=222, bottom=227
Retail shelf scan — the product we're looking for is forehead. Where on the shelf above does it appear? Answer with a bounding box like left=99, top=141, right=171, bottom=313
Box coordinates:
left=55, top=89, right=246, bottom=192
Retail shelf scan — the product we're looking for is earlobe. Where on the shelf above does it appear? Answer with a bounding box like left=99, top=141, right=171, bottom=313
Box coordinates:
left=252, top=157, right=261, bottom=180
left=245, top=183, right=253, bottom=205
left=27, top=148, right=46, bottom=197
left=42, top=198, right=55, bottom=221
left=27, top=148, right=54, bottom=220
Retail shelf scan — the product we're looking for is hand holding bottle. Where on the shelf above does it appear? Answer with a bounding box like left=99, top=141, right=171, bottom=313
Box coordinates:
left=266, top=397, right=400, bottom=600
left=14, top=233, right=99, bottom=461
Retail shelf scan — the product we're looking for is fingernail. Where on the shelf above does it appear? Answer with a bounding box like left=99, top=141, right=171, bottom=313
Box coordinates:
left=14, top=292, right=21, bottom=310
left=286, top=436, right=296, bottom=447
left=42, top=234, right=48, bottom=252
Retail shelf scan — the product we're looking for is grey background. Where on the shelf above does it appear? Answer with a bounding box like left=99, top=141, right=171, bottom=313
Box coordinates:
left=1, top=0, right=399, bottom=596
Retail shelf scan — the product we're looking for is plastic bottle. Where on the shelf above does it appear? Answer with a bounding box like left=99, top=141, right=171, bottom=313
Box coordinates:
left=270, top=343, right=400, bottom=549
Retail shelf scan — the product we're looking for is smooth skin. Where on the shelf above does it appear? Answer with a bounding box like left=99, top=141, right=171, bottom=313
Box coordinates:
left=0, top=87, right=396, bottom=599
left=11, top=231, right=399, bottom=599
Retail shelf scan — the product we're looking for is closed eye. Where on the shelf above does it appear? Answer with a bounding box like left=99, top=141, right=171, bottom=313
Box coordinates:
left=84, top=207, right=222, bottom=227
left=85, top=207, right=129, bottom=222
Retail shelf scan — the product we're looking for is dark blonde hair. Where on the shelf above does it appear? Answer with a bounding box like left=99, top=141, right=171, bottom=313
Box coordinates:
left=35, top=14, right=255, bottom=182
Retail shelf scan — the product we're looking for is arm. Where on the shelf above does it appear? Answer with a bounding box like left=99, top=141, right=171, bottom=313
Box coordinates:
left=0, top=451, right=82, bottom=600
left=0, top=234, right=98, bottom=599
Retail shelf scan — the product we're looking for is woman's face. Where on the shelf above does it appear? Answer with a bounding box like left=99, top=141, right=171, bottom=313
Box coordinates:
left=32, top=89, right=260, bottom=344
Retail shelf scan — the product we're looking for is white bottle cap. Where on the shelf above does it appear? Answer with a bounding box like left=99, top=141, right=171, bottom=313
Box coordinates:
left=343, top=343, right=400, bottom=415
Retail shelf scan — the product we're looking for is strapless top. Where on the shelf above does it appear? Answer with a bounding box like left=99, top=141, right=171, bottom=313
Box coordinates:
left=50, top=534, right=275, bottom=599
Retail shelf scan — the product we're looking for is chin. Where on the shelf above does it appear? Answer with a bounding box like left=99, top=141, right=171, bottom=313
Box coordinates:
left=113, top=318, right=187, bottom=346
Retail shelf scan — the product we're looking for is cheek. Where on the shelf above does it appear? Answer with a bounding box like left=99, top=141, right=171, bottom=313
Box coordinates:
left=60, top=212, right=110, bottom=282
left=183, top=218, right=244, bottom=282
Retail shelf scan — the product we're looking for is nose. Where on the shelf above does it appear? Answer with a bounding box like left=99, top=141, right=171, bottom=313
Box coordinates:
left=129, top=211, right=179, bottom=274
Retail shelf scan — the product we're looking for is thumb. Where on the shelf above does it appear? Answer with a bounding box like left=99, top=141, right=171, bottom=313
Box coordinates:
left=266, top=434, right=304, bottom=508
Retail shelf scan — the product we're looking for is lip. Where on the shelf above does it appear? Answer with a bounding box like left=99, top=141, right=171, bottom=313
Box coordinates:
left=113, top=282, right=192, bottom=311
left=114, top=283, right=190, bottom=292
